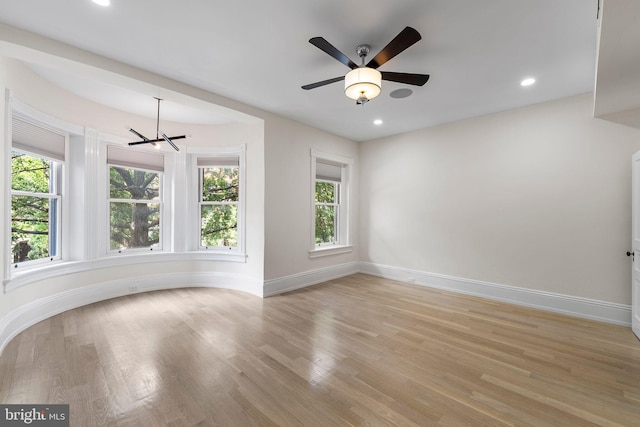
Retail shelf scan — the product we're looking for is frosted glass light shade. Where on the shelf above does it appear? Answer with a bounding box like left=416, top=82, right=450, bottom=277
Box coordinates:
left=344, top=67, right=382, bottom=100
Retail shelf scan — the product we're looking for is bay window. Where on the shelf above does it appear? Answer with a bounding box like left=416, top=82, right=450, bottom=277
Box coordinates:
left=5, top=98, right=250, bottom=293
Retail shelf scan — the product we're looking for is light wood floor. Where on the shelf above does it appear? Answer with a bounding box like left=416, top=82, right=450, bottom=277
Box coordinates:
left=1, top=274, right=639, bottom=426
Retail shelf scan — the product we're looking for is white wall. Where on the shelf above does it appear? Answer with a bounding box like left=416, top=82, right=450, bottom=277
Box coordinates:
left=263, top=114, right=360, bottom=282
left=360, top=94, right=640, bottom=305
left=0, top=58, right=7, bottom=300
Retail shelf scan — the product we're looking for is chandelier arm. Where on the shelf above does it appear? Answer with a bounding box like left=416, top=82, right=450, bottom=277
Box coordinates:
left=128, top=135, right=186, bottom=147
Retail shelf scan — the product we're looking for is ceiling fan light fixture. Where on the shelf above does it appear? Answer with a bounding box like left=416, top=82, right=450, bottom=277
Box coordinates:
left=344, top=67, right=382, bottom=101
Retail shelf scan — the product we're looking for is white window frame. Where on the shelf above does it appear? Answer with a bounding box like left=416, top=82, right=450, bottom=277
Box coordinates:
left=198, top=162, right=239, bottom=250
left=188, top=145, right=247, bottom=262
left=5, top=97, right=76, bottom=275
left=106, top=162, right=164, bottom=254
left=310, top=149, right=353, bottom=258
left=314, top=179, right=341, bottom=247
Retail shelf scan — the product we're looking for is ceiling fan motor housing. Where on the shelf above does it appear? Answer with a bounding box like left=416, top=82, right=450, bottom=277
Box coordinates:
left=356, top=44, right=371, bottom=59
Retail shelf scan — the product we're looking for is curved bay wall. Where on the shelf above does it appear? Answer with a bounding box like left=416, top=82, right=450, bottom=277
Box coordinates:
left=0, top=53, right=266, bottom=353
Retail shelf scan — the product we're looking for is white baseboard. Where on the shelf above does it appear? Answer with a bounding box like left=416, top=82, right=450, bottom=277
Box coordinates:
left=359, top=262, right=632, bottom=327
left=0, top=272, right=262, bottom=355
left=263, top=262, right=360, bottom=297
left=1, top=261, right=632, bottom=357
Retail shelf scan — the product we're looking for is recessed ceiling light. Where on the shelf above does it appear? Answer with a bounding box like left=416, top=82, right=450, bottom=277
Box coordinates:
left=374, top=119, right=383, bottom=125
left=521, top=77, right=536, bottom=87
left=92, top=0, right=110, bottom=6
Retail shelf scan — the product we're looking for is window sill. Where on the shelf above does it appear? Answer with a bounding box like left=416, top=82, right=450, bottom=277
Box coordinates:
left=186, top=251, right=248, bottom=263
left=3, top=251, right=247, bottom=293
left=308, top=245, right=353, bottom=259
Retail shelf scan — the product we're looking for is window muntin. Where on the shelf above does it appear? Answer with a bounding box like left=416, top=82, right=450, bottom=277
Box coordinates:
left=199, top=165, right=239, bottom=248
left=10, top=150, right=62, bottom=265
left=108, top=165, right=162, bottom=251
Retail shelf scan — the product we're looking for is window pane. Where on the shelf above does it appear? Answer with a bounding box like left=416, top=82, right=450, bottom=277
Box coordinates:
left=315, top=181, right=336, bottom=203
left=109, top=166, right=160, bottom=200
left=110, top=202, right=160, bottom=250
left=11, top=151, right=51, bottom=193
left=201, top=204, right=238, bottom=247
left=11, top=195, right=53, bottom=263
left=315, top=205, right=336, bottom=244
left=201, top=167, right=239, bottom=202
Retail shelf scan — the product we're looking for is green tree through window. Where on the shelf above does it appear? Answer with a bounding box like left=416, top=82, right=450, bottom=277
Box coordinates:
left=200, top=166, right=239, bottom=247
left=11, top=151, right=60, bottom=264
left=315, top=181, right=339, bottom=244
left=109, top=166, right=161, bottom=250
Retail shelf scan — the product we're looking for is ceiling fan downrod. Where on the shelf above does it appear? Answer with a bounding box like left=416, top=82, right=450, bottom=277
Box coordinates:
left=356, top=44, right=371, bottom=64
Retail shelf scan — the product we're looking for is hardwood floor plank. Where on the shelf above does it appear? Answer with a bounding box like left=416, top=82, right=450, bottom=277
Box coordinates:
left=1, top=274, right=640, bottom=426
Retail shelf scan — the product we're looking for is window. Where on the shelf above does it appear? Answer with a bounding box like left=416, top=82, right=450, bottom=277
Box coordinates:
left=11, top=151, right=62, bottom=265
left=10, top=117, right=65, bottom=266
left=315, top=179, right=339, bottom=245
left=311, top=150, right=352, bottom=256
left=198, top=157, right=240, bottom=249
left=107, top=145, right=164, bottom=252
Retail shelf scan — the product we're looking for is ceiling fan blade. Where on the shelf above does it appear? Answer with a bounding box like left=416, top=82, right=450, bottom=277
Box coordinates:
left=309, top=37, right=358, bottom=69
left=302, top=76, right=345, bottom=90
left=381, top=72, right=430, bottom=86
left=367, top=27, right=422, bottom=69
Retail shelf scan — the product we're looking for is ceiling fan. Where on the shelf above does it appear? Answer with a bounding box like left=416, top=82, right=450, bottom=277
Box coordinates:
left=127, top=97, right=186, bottom=151
left=302, top=26, right=430, bottom=105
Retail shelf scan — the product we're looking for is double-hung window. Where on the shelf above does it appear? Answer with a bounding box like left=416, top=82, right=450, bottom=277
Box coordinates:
left=10, top=117, right=65, bottom=267
left=107, top=145, right=164, bottom=252
left=198, top=157, right=240, bottom=249
left=315, top=174, right=340, bottom=246
left=311, top=150, right=352, bottom=257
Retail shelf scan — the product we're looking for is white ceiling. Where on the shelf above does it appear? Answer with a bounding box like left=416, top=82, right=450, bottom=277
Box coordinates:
left=25, top=64, right=239, bottom=126
left=0, top=0, right=599, bottom=141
